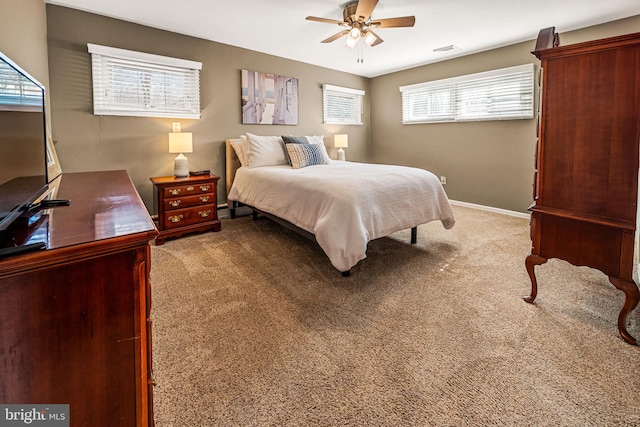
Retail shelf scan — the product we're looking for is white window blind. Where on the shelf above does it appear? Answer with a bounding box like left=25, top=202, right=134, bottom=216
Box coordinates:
left=323, top=84, right=364, bottom=125
left=88, top=43, right=202, bottom=119
left=0, top=58, right=42, bottom=111
left=400, top=63, right=534, bottom=124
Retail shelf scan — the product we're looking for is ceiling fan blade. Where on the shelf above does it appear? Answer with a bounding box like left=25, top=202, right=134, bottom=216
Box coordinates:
left=306, top=16, right=346, bottom=26
left=370, top=16, right=416, bottom=28
left=321, top=29, right=350, bottom=43
left=354, top=0, right=378, bottom=23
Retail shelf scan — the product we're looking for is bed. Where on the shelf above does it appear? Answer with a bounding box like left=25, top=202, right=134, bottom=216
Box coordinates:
left=226, top=133, right=456, bottom=274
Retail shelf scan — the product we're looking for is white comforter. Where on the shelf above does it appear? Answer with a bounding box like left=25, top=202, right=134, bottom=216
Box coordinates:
left=228, top=161, right=455, bottom=272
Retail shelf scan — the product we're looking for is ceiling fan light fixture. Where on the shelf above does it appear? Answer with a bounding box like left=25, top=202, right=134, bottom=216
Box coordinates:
left=363, top=29, right=377, bottom=46
left=306, top=1, right=415, bottom=49
left=345, top=34, right=359, bottom=49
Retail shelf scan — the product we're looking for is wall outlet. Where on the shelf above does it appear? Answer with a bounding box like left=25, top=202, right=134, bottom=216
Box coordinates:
left=440, top=176, right=447, bottom=185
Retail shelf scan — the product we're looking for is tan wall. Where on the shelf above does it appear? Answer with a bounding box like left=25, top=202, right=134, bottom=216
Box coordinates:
left=370, top=15, right=640, bottom=213
left=0, top=0, right=50, bottom=125
left=0, top=0, right=49, bottom=87
left=15, top=3, right=640, bottom=215
left=45, top=5, right=370, bottom=213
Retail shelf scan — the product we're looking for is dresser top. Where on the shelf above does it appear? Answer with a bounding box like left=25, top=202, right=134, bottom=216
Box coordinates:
left=0, top=171, right=158, bottom=272
left=150, top=174, right=220, bottom=186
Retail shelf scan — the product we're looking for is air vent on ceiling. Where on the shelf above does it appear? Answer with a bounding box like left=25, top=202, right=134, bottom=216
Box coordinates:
left=433, top=45, right=461, bottom=53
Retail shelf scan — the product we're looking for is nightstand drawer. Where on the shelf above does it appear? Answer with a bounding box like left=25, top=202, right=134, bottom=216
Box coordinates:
left=163, top=193, right=214, bottom=211
left=161, top=205, right=217, bottom=229
left=163, top=183, right=213, bottom=198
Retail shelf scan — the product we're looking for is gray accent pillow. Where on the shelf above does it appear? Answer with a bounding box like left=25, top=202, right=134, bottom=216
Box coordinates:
left=281, top=135, right=309, bottom=164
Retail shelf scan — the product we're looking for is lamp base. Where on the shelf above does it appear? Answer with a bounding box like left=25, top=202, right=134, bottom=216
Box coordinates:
left=174, top=153, right=189, bottom=177
left=337, top=148, right=345, bottom=161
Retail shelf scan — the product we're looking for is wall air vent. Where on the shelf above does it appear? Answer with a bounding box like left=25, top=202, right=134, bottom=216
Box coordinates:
left=433, top=45, right=461, bottom=53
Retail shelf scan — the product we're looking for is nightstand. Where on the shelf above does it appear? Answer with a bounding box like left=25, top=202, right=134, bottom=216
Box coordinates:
left=150, top=174, right=221, bottom=245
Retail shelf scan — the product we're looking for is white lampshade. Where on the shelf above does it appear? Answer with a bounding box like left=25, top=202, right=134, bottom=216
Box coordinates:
left=334, top=134, right=349, bottom=148
left=334, top=134, right=348, bottom=161
left=168, top=132, right=193, bottom=154
left=168, top=124, right=193, bottom=177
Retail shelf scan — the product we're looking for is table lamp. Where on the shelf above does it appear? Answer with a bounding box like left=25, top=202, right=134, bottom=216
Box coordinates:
left=169, top=122, right=193, bottom=177
left=334, top=134, right=348, bottom=161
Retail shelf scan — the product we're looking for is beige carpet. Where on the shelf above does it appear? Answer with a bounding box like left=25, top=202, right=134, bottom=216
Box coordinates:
left=150, top=205, right=640, bottom=426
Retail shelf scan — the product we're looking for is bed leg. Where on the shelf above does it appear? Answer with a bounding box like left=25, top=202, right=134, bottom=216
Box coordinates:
left=411, top=226, right=417, bottom=244
left=252, top=210, right=258, bottom=221
left=341, top=270, right=350, bottom=277
left=230, top=208, right=236, bottom=219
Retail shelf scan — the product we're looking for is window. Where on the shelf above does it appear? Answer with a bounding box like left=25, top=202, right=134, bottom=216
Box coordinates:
left=400, top=64, right=534, bottom=124
left=88, top=44, right=202, bottom=119
left=322, top=84, right=364, bottom=125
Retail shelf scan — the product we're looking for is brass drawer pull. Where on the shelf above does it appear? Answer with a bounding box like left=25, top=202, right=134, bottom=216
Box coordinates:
left=168, top=188, right=181, bottom=196
left=187, top=186, right=195, bottom=192
left=198, top=210, right=212, bottom=218
left=199, top=196, right=210, bottom=203
left=199, top=185, right=211, bottom=192
left=169, top=200, right=181, bottom=208
left=168, top=214, right=183, bottom=223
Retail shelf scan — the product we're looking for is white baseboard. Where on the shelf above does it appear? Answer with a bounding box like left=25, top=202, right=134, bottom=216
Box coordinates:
left=449, top=200, right=530, bottom=219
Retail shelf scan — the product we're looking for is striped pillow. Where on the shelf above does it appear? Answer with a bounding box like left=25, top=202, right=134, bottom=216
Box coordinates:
left=281, top=135, right=309, bottom=165
left=286, top=143, right=331, bottom=169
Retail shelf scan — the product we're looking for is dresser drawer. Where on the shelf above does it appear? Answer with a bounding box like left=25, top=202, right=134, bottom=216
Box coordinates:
left=163, top=182, right=213, bottom=198
left=161, top=204, right=217, bottom=229
left=163, top=193, right=214, bottom=211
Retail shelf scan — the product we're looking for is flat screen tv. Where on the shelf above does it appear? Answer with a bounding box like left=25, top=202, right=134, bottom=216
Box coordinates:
left=0, top=51, right=48, bottom=233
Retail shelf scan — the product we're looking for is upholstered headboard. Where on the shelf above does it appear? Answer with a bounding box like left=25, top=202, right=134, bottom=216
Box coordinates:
left=225, top=138, right=242, bottom=199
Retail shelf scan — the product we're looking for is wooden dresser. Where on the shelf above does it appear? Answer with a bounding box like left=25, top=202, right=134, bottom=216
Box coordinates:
left=151, top=174, right=221, bottom=245
left=0, top=171, right=158, bottom=426
left=525, top=31, right=640, bottom=344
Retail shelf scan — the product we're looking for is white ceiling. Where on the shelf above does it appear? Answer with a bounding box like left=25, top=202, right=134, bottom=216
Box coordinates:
left=45, top=0, right=640, bottom=78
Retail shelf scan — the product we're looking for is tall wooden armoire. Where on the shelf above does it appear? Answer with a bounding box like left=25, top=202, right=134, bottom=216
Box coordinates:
left=525, top=30, right=640, bottom=344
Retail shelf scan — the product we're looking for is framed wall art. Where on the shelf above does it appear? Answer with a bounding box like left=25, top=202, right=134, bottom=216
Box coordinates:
left=241, top=69, right=298, bottom=125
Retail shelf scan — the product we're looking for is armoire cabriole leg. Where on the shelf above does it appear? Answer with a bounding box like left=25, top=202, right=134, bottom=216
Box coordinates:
left=524, top=254, right=547, bottom=303
left=608, top=277, right=639, bottom=345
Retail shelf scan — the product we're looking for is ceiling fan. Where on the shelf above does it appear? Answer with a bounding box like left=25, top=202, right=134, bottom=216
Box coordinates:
left=306, top=0, right=416, bottom=48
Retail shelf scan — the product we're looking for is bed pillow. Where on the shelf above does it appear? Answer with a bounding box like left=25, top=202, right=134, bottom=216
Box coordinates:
left=245, top=133, right=287, bottom=168
left=281, top=135, right=309, bottom=144
left=305, top=135, right=325, bottom=145
left=281, top=135, right=309, bottom=164
left=286, top=142, right=331, bottom=169
left=230, top=138, right=247, bottom=166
